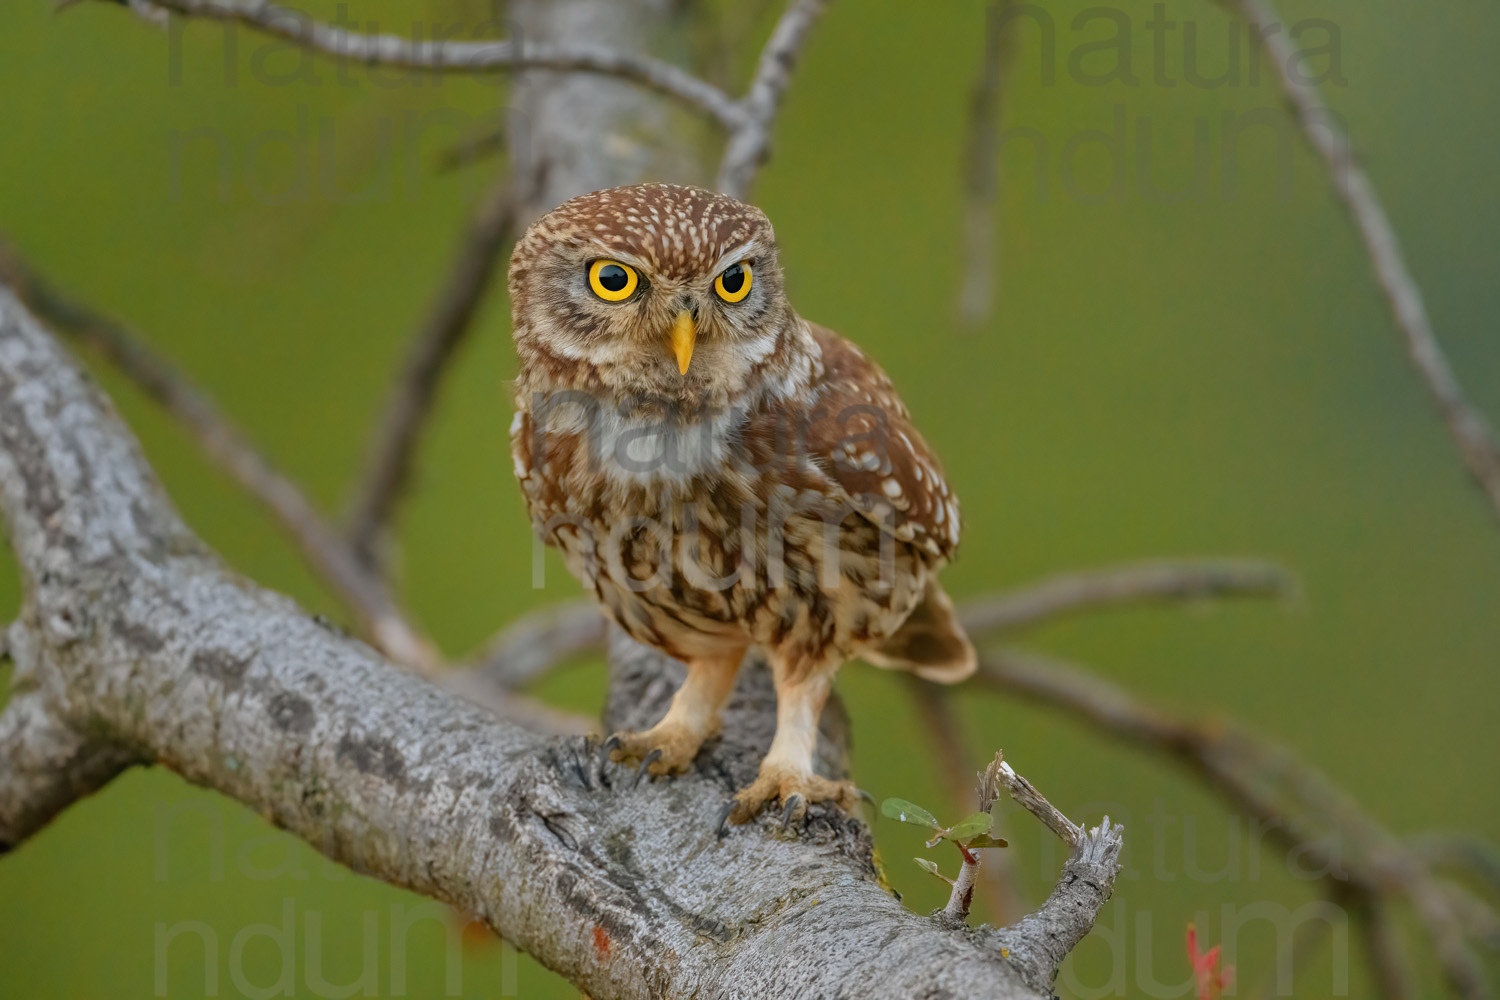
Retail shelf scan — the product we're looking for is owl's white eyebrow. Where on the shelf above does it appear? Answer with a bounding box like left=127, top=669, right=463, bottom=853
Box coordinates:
left=585, top=245, right=651, bottom=271
left=710, top=239, right=765, bottom=275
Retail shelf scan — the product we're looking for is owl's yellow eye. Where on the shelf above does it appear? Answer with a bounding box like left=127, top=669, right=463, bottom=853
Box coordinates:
left=588, top=259, right=639, bottom=302
left=714, top=261, right=752, bottom=303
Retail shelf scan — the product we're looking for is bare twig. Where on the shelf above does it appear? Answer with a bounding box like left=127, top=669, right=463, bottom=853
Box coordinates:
left=716, top=0, right=831, bottom=198
left=980, top=750, right=1081, bottom=847
left=1351, top=891, right=1418, bottom=1000
left=957, top=0, right=1021, bottom=326
left=976, top=648, right=1494, bottom=1000
left=960, top=559, right=1294, bottom=637
left=0, top=243, right=435, bottom=671
left=345, top=175, right=518, bottom=570
left=106, top=0, right=828, bottom=203
left=1223, top=0, right=1500, bottom=523
left=111, top=0, right=743, bottom=128
left=1412, top=832, right=1500, bottom=899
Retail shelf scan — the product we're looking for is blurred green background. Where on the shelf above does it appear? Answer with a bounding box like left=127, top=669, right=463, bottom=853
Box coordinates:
left=2, top=0, right=1498, bottom=996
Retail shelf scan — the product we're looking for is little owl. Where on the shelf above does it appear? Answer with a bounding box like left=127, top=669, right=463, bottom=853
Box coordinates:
left=509, top=183, right=975, bottom=824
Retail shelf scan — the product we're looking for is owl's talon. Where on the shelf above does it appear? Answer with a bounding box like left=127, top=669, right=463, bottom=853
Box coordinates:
left=856, top=787, right=875, bottom=806
left=728, top=766, right=859, bottom=827
left=781, top=794, right=805, bottom=829
left=715, top=798, right=738, bottom=839
left=598, top=734, right=622, bottom=776
left=634, top=748, right=663, bottom=787
left=603, top=725, right=703, bottom=777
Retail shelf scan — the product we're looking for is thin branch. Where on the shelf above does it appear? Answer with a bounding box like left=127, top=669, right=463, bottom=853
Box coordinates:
left=980, top=750, right=1081, bottom=847
left=976, top=648, right=1494, bottom=1000
left=960, top=559, right=1294, bottom=637
left=455, top=560, right=1292, bottom=699
left=941, top=843, right=982, bottom=923
left=1411, top=832, right=1500, bottom=899
left=1351, top=891, right=1418, bottom=1000
left=957, top=0, right=1021, bottom=326
left=716, top=0, right=831, bottom=198
left=434, top=559, right=1293, bottom=735
left=112, top=0, right=743, bottom=128
left=1223, top=0, right=1500, bottom=523
left=345, top=175, right=518, bottom=570
left=0, top=243, right=435, bottom=671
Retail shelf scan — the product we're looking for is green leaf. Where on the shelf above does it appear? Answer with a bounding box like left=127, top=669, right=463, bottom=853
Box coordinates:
left=941, top=811, right=993, bottom=842
left=914, top=857, right=954, bottom=884
left=967, top=833, right=1009, bottom=849
left=881, top=797, right=940, bottom=829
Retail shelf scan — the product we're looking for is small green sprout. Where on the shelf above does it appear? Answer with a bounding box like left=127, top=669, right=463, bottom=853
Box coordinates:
left=881, top=796, right=1008, bottom=883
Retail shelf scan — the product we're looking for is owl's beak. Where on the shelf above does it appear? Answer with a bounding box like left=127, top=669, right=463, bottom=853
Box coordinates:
left=669, top=310, right=696, bottom=375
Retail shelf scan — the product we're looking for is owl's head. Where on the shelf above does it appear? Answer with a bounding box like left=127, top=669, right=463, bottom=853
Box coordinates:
left=508, top=184, right=804, bottom=407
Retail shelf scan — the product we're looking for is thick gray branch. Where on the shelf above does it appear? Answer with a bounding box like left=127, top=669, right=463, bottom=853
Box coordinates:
left=981, top=822, right=1124, bottom=992
left=0, top=623, right=138, bottom=849
left=0, top=288, right=1118, bottom=997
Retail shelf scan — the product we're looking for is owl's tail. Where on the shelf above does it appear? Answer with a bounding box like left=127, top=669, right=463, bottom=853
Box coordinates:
left=862, top=577, right=977, bottom=684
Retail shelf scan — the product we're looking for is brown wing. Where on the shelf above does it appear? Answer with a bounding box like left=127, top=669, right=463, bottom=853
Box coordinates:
left=796, top=322, right=962, bottom=562
left=863, top=576, right=976, bottom=683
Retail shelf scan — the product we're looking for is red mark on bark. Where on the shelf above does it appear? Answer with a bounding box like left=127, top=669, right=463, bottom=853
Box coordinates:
left=593, top=925, right=612, bottom=959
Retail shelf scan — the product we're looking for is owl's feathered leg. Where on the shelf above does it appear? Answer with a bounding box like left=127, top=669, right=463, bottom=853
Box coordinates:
left=727, top=657, right=858, bottom=825
left=608, top=646, right=746, bottom=777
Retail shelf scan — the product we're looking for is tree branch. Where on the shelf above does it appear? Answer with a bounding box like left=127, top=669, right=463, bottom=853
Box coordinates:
left=976, top=648, right=1494, bottom=999
left=108, top=0, right=744, bottom=128
left=982, top=750, right=1081, bottom=847
left=456, top=559, right=1292, bottom=697
left=0, top=624, right=139, bottom=850
left=956, top=0, right=1021, bottom=326
left=0, top=244, right=435, bottom=671
left=1223, top=0, right=1500, bottom=524
left=959, top=559, right=1294, bottom=637
left=980, top=821, right=1124, bottom=994
left=0, top=286, right=1119, bottom=999
left=716, top=0, right=831, bottom=199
